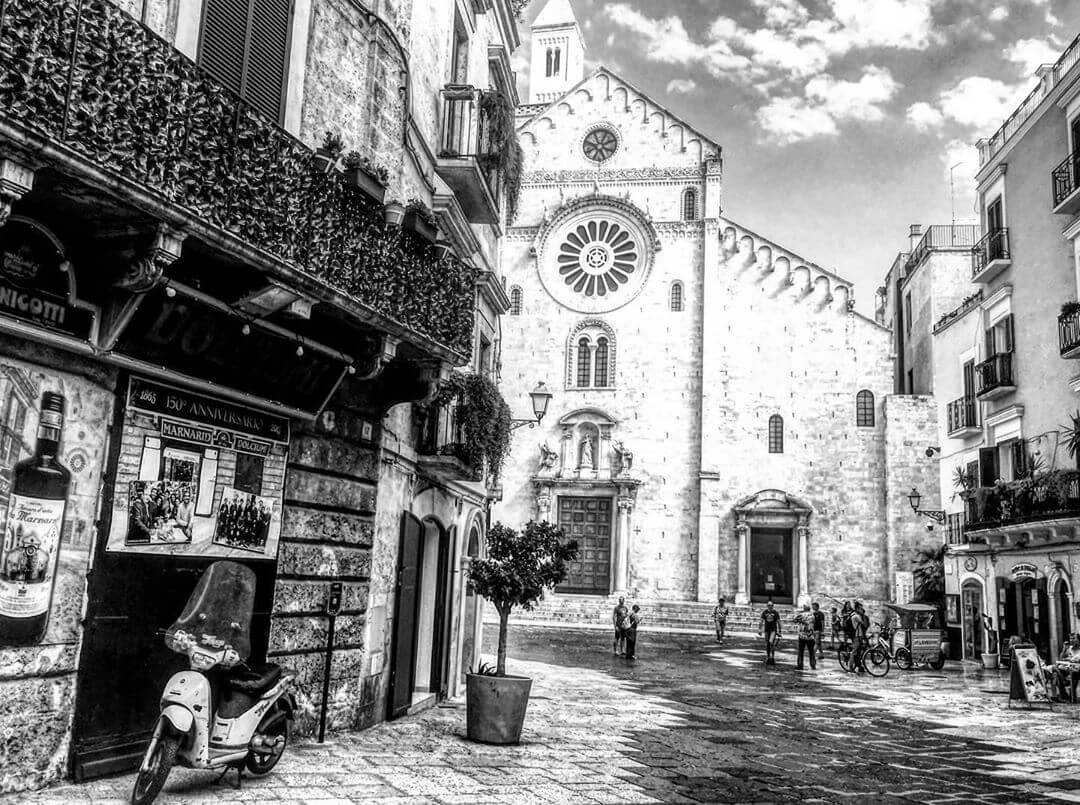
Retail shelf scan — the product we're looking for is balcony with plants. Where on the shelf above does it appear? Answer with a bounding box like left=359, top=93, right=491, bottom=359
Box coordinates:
left=971, top=228, right=1011, bottom=283
left=1060, top=301, right=1080, bottom=358
left=0, top=0, right=476, bottom=361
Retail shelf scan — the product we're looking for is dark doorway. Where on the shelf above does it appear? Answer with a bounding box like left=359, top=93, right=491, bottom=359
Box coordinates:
left=961, top=581, right=984, bottom=659
left=1016, top=578, right=1050, bottom=658
left=388, top=512, right=423, bottom=720
left=557, top=496, right=612, bottom=594
left=750, top=528, right=793, bottom=604
left=1055, top=580, right=1072, bottom=656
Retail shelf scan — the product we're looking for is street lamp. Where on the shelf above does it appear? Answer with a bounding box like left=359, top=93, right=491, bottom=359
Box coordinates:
left=510, top=382, right=552, bottom=431
left=907, top=487, right=945, bottom=524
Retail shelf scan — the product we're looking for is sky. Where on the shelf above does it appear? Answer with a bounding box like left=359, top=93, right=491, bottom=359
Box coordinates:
left=513, top=0, right=1080, bottom=315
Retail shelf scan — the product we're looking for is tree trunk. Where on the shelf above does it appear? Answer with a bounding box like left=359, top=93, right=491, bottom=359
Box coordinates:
left=497, top=607, right=510, bottom=676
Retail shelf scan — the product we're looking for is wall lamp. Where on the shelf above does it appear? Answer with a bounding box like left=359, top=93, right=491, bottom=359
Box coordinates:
left=510, top=382, right=553, bottom=431
left=907, top=487, right=945, bottom=524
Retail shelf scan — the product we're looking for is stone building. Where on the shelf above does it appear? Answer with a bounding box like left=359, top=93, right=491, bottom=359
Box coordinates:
left=0, top=0, right=520, bottom=793
left=494, top=0, right=939, bottom=623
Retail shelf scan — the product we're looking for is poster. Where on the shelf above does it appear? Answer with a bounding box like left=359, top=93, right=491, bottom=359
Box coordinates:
left=945, top=594, right=960, bottom=625
left=0, top=357, right=112, bottom=648
left=106, top=377, right=289, bottom=560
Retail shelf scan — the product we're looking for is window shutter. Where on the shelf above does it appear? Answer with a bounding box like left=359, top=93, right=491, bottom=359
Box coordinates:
left=984, top=326, right=995, bottom=357
left=199, top=0, right=251, bottom=97
left=1003, top=315, right=1014, bottom=353
left=1011, top=441, right=1027, bottom=479
left=244, top=0, right=291, bottom=121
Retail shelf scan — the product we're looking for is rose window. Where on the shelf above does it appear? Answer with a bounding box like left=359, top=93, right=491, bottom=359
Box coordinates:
left=557, top=220, right=639, bottom=297
left=582, top=128, right=618, bottom=162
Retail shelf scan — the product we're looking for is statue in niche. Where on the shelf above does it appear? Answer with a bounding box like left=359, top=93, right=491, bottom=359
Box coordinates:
left=537, top=442, right=559, bottom=475
left=613, top=440, right=634, bottom=477
left=579, top=434, right=595, bottom=470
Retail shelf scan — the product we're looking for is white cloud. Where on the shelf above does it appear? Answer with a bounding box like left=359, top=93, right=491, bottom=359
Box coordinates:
left=906, top=101, right=946, bottom=132
left=1005, top=37, right=1062, bottom=75
left=666, top=79, right=698, bottom=95
left=938, top=76, right=1029, bottom=132
left=824, top=0, right=936, bottom=52
left=756, top=97, right=839, bottom=145
left=989, top=6, right=1008, bottom=21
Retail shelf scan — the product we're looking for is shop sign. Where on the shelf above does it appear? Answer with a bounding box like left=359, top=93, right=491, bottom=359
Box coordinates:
left=1010, top=562, right=1038, bottom=582
left=160, top=419, right=272, bottom=457
left=0, top=218, right=93, bottom=339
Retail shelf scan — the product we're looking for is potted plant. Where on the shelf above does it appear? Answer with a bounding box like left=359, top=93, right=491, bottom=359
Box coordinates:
left=981, top=614, right=1000, bottom=669
left=466, top=520, right=579, bottom=744
left=313, top=131, right=344, bottom=173
left=1061, top=300, right=1080, bottom=318
left=403, top=199, right=438, bottom=242
left=342, top=150, right=389, bottom=204
left=383, top=199, right=406, bottom=227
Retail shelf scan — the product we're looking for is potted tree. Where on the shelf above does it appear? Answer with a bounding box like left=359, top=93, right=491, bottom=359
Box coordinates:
left=467, top=520, right=578, bottom=744
left=403, top=199, right=438, bottom=242
left=342, top=151, right=389, bottom=203
left=313, top=131, right=343, bottom=173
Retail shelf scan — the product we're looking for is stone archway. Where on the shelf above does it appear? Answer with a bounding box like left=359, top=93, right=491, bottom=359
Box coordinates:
left=1047, top=565, right=1074, bottom=662
left=732, top=490, right=813, bottom=606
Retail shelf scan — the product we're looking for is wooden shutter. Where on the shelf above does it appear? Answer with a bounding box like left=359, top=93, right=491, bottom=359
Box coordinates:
left=1011, top=440, right=1027, bottom=480
left=1003, top=315, right=1014, bottom=353
left=979, top=447, right=998, bottom=487
left=963, top=360, right=975, bottom=397
left=199, top=0, right=250, bottom=97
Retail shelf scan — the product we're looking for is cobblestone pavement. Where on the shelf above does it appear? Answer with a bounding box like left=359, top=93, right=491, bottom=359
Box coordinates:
left=10, top=625, right=1080, bottom=804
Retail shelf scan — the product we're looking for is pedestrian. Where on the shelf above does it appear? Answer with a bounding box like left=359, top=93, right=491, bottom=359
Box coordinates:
left=851, top=601, right=869, bottom=672
left=812, top=602, right=825, bottom=660
left=758, top=599, right=782, bottom=665
left=829, top=606, right=841, bottom=649
left=613, top=596, right=629, bottom=656
left=712, top=596, right=729, bottom=641
left=625, top=605, right=642, bottom=660
left=793, top=604, right=817, bottom=670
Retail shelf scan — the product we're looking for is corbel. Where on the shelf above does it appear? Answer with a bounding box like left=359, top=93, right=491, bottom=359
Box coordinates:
left=353, top=334, right=401, bottom=381
left=0, top=157, right=36, bottom=227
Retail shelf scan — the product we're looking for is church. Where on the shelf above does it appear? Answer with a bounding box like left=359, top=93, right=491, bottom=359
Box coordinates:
left=494, top=0, right=939, bottom=614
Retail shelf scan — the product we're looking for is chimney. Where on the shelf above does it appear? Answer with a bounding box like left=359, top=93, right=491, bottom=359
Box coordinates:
left=908, top=224, right=922, bottom=253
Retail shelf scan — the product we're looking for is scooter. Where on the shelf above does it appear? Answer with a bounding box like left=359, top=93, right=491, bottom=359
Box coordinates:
left=132, top=561, right=296, bottom=805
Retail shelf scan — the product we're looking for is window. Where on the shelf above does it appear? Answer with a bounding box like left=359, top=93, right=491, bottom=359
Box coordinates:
left=582, top=128, right=619, bottom=163
left=576, top=337, right=591, bottom=387
left=545, top=48, right=553, bottom=77
left=553, top=47, right=561, bottom=76
left=670, top=282, right=684, bottom=312
left=904, top=293, right=912, bottom=334
left=987, top=195, right=1004, bottom=231
left=682, top=189, right=698, bottom=221
left=234, top=453, right=265, bottom=496
left=985, top=314, right=1014, bottom=357
left=594, top=338, right=609, bottom=387
left=198, top=0, right=292, bottom=124
left=768, top=415, right=784, bottom=454
left=856, top=390, right=875, bottom=427
left=1010, top=440, right=1028, bottom=480
left=962, top=359, right=975, bottom=398
left=509, top=287, right=522, bottom=316
left=478, top=336, right=492, bottom=377
left=979, top=447, right=998, bottom=487
left=451, top=11, right=470, bottom=84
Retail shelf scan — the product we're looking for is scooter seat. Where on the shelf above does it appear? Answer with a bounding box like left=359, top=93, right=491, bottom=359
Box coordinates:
left=224, top=663, right=282, bottom=694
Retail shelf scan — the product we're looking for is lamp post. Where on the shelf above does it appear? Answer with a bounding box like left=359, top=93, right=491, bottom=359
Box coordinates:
left=510, top=382, right=552, bottom=431
left=907, top=487, right=945, bottom=524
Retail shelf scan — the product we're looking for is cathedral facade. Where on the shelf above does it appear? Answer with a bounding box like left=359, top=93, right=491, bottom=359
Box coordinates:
left=495, top=0, right=939, bottom=608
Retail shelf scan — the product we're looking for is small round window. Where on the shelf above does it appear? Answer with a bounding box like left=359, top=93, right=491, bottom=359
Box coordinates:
left=582, top=127, right=618, bottom=163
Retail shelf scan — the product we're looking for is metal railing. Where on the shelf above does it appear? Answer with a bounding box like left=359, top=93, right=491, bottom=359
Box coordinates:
left=1052, top=148, right=1080, bottom=208
left=945, top=512, right=967, bottom=545
left=438, top=84, right=500, bottom=199
left=966, top=472, right=1080, bottom=531
left=904, top=225, right=980, bottom=275
left=946, top=396, right=978, bottom=435
left=975, top=353, right=1014, bottom=396
left=972, top=228, right=1010, bottom=277
left=1060, top=306, right=1080, bottom=356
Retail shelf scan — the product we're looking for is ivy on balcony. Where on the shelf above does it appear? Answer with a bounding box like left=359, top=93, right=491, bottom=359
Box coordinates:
left=430, top=373, right=512, bottom=482
left=0, top=0, right=475, bottom=357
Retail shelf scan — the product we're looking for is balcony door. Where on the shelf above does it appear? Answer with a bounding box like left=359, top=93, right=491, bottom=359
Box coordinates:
left=1072, top=117, right=1080, bottom=182
left=962, top=360, right=975, bottom=398
left=986, top=196, right=1003, bottom=233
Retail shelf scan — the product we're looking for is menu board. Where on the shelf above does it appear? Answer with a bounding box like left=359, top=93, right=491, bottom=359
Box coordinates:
left=1009, top=648, right=1052, bottom=707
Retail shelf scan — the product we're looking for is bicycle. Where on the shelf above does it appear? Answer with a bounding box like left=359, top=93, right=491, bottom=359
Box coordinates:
left=837, top=634, right=890, bottom=677
left=872, top=622, right=913, bottom=671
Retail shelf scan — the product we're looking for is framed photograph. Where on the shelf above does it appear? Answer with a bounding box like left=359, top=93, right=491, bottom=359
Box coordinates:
left=945, top=594, right=961, bottom=625
left=124, top=480, right=195, bottom=546
left=211, top=487, right=274, bottom=554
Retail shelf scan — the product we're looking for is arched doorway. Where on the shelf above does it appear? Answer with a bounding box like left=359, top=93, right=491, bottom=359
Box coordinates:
left=961, top=579, right=984, bottom=660
left=1048, top=569, right=1073, bottom=661
left=458, top=522, right=483, bottom=686
left=731, top=490, right=813, bottom=606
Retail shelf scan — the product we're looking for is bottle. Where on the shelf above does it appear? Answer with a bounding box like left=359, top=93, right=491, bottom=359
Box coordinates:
left=0, top=392, right=71, bottom=645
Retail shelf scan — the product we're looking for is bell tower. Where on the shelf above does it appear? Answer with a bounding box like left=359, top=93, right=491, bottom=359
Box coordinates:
left=529, top=0, right=586, bottom=105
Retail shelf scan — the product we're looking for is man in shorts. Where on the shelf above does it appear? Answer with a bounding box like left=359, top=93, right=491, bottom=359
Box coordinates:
left=613, top=596, right=629, bottom=655
left=812, top=602, right=825, bottom=660
left=758, top=599, right=782, bottom=665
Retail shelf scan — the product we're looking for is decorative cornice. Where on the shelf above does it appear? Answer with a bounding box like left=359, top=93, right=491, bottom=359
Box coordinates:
left=523, top=166, right=706, bottom=184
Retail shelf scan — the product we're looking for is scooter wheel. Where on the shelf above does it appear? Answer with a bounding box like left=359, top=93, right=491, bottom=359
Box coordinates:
left=131, top=734, right=179, bottom=805
left=245, top=709, right=289, bottom=776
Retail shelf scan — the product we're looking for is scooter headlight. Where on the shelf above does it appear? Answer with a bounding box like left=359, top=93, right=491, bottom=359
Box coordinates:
left=190, top=649, right=217, bottom=670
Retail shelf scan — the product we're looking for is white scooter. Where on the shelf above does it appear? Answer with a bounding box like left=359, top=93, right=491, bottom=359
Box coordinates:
left=132, top=561, right=296, bottom=805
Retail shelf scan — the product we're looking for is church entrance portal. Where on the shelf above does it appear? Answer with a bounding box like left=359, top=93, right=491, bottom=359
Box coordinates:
left=750, top=528, right=793, bottom=604
left=558, top=496, right=612, bottom=594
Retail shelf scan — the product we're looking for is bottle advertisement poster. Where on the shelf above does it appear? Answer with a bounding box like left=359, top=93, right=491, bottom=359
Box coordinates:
left=104, top=377, right=290, bottom=560
left=0, top=358, right=113, bottom=649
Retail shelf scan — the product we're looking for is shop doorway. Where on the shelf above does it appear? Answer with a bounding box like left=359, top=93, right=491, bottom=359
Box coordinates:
left=1054, top=579, right=1072, bottom=654
left=750, top=528, right=793, bottom=604
left=387, top=513, right=453, bottom=720
left=961, top=581, right=984, bottom=660
left=1015, top=578, right=1050, bottom=657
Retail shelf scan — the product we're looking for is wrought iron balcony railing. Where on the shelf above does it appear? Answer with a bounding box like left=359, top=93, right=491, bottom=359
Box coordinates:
left=965, top=472, right=1080, bottom=532
left=439, top=85, right=502, bottom=201
left=1052, top=148, right=1080, bottom=211
left=971, top=228, right=1011, bottom=279
left=0, top=0, right=476, bottom=358
left=946, top=395, right=978, bottom=436
left=904, top=225, right=979, bottom=275
left=1061, top=306, right=1080, bottom=358
left=975, top=353, right=1015, bottom=397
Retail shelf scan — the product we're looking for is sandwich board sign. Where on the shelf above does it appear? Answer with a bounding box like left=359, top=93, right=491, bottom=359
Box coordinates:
left=1008, top=647, right=1053, bottom=709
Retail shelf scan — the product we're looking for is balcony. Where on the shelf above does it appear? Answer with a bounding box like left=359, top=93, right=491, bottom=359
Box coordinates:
left=975, top=353, right=1016, bottom=399
left=1052, top=149, right=1080, bottom=215
left=965, top=472, right=1080, bottom=536
left=971, top=228, right=1011, bottom=283
left=0, top=0, right=475, bottom=360
left=415, top=402, right=477, bottom=484
left=946, top=396, right=980, bottom=437
left=904, top=225, right=979, bottom=277
left=1060, top=306, right=1080, bottom=358
left=436, top=85, right=502, bottom=225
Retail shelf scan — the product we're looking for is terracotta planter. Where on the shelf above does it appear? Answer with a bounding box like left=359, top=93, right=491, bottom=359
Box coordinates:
left=404, top=210, right=438, bottom=243
left=383, top=201, right=405, bottom=227
left=466, top=673, right=532, bottom=745
left=345, top=167, right=386, bottom=204
left=981, top=652, right=1000, bottom=670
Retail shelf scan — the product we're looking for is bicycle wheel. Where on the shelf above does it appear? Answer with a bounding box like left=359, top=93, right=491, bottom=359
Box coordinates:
left=863, top=646, right=890, bottom=677
left=894, top=647, right=913, bottom=671
left=837, top=644, right=853, bottom=672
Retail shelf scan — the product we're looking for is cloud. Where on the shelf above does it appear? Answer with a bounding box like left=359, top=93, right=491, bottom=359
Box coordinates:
left=1005, top=37, right=1062, bottom=75
left=989, top=6, right=1008, bottom=21
left=938, top=76, right=1029, bottom=132
left=906, top=101, right=946, bottom=132
left=756, top=97, right=839, bottom=145
left=666, top=79, right=698, bottom=95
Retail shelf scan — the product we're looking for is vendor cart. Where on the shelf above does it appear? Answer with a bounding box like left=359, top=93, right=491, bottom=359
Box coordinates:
left=885, top=602, right=948, bottom=670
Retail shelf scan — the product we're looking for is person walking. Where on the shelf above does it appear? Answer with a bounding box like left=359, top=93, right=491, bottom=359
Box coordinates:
left=851, top=601, right=870, bottom=672
left=829, top=606, right=841, bottom=649
left=812, top=602, right=825, bottom=660
left=793, top=605, right=817, bottom=670
left=712, top=596, right=729, bottom=641
left=758, top=599, right=782, bottom=665
left=613, top=596, right=629, bottom=656
left=625, top=605, right=642, bottom=660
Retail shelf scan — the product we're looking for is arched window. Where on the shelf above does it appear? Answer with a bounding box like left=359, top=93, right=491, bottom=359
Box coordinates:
left=576, top=337, right=591, bottom=387
left=856, top=390, right=875, bottom=427
left=768, top=415, right=784, bottom=454
left=670, top=282, right=684, bottom=312
left=682, top=188, right=698, bottom=221
left=594, top=338, right=609, bottom=387
left=553, top=48, right=562, bottom=76
left=545, top=48, right=553, bottom=77
left=509, top=286, right=522, bottom=316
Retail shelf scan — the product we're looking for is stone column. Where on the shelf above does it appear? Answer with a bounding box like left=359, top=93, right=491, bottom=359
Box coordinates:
left=796, top=520, right=811, bottom=607
left=613, top=494, right=634, bottom=593
left=558, top=427, right=573, bottom=478
left=735, top=518, right=750, bottom=605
